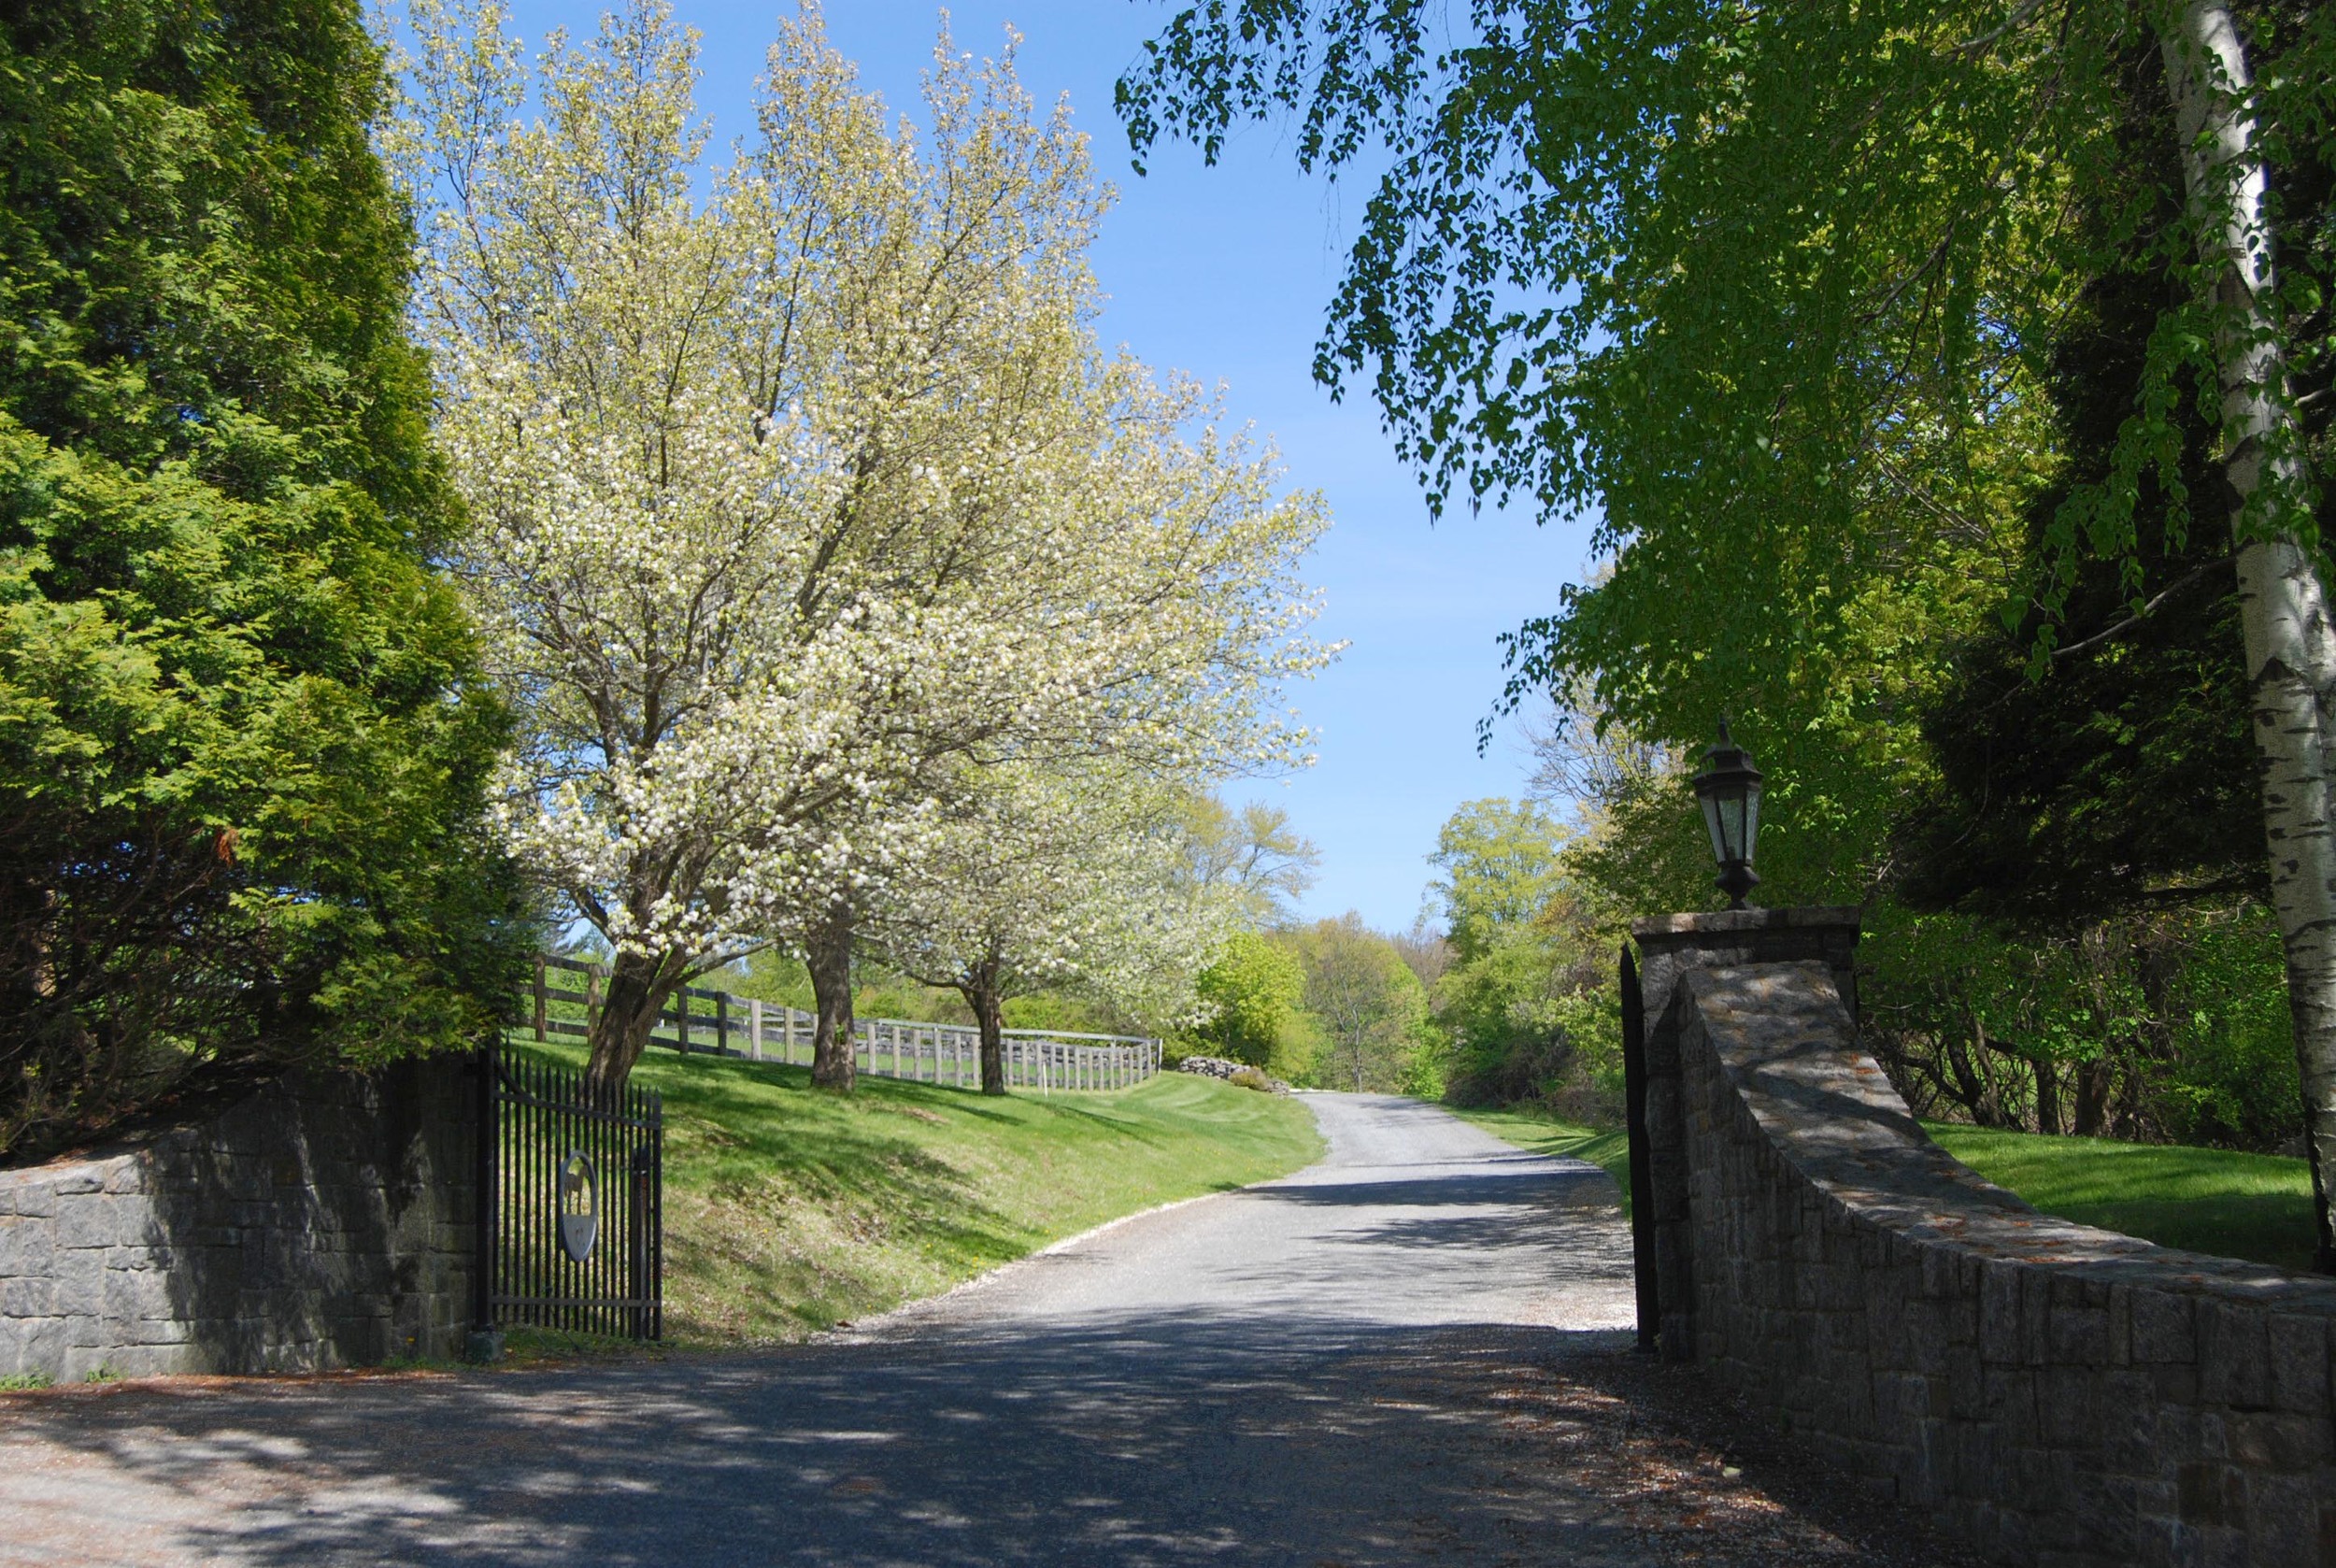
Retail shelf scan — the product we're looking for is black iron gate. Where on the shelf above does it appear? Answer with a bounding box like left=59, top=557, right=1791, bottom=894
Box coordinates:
left=475, top=1044, right=663, bottom=1341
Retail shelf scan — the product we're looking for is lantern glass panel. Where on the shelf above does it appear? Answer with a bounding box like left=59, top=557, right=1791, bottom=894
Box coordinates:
left=1700, top=791, right=1730, bottom=862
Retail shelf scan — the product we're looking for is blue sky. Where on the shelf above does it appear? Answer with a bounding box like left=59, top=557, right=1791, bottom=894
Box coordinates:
left=497, top=1, right=1599, bottom=930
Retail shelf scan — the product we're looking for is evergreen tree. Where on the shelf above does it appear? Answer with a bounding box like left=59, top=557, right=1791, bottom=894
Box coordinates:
left=0, top=0, right=529, bottom=1156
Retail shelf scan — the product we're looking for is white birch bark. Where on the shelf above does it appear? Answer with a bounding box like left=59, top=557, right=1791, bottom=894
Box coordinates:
left=2160, top=0, right=2336, bottom=1271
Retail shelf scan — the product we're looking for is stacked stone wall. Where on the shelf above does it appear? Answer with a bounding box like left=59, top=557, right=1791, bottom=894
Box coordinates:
left=0, top=1056, right=476, bottom=1380
left=1661, top=961, right=2336, bottom=1568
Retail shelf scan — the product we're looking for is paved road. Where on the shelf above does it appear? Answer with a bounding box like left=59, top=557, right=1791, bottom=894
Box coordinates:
left=0, top=1093, right=1931, bottom=1566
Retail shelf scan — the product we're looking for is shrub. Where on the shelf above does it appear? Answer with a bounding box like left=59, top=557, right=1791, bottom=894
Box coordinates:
left=0, top=0, right=531, bottom=1160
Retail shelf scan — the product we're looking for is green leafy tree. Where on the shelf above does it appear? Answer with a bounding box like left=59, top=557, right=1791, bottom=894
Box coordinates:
left=0, top=0, right=529, bottom=1156
left=1422, top=797, right=1615, bottom=1109
left=1286, top=913, right=1433, bottom=1092
left=1429, top=799, right=1572, bottom=962
left=1124, top=0, right=2336, bottom=1268
left=1190, top=930, right=1309, bottom=1072
left=1178, top=794, right=1322, bottom=927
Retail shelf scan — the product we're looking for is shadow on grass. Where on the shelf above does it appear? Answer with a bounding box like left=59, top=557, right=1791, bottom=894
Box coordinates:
left=1924, top=1124, right=2317, bottom=1275
left=2017, top=1193, right=2317, bottom=1275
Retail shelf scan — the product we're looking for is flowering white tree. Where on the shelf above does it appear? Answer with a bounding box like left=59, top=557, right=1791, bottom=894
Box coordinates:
left=777, top=349, right=1335, bottom=1090
left=396, top=0, right=1330, bottom=1093
left=867, top=763, right=1232, bottom=1094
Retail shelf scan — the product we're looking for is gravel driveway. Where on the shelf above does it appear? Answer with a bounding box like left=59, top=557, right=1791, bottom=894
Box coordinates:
left=0, top=1092, right=1972, bottom=1566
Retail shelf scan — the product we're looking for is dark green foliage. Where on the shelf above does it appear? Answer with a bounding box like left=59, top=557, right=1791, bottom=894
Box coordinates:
left=1869, top=63, right=2319, bottom=1157
left=0, top=0, right=530, bottom=1158
left=1901, top=280, right=2261, bottom=920
left=1900, top=42, right=2332, bottom=923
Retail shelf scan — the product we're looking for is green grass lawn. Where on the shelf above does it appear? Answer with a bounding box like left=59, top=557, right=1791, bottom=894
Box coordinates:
left=1447, top=1099, right=2315, bottom=1276
left=514, top=1040, right=1322, bottom=1346
left=1445, top=1105, right=1634, bottom=1215
left=1925, top=1124, right=2318, bottom=1275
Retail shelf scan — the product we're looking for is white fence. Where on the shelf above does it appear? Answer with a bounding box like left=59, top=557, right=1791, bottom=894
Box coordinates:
left=525, top=954, right=1161, bottom=1091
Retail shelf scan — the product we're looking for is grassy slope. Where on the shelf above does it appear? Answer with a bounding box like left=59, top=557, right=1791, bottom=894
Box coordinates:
left=1927, top=1124, right=2317, bottom=1275
left=1445, top=1105, right=1634, bottom=1215
left=515, top=1040, right=1323, bottom=1346
left=1447, top=1101, right=2316, bottom=1276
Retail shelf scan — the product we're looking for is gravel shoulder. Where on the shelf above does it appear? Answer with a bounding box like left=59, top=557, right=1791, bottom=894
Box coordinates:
left=0, top=1092, right=1976, bottom=1566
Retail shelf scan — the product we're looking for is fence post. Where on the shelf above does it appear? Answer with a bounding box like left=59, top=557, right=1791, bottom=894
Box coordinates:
left=749, top=998, right=763, bottom=1062
left=716, top=990, right=730, bottom=1058
left=533, top=956, right=548, bottom=1044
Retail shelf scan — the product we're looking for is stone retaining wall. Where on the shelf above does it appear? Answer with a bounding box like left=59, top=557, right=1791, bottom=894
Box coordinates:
left=0, top=1056, right=476, bottom=1381
left=1654, top=958, right=2336, bottom=1568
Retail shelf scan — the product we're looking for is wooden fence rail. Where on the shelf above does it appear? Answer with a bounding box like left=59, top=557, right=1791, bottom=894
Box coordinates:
left=521, top=954, right=1161, bottom=1091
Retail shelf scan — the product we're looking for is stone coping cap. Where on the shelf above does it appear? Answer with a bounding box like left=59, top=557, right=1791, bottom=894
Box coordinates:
left=1684, top=961, right=2336, bottom=1313
left=1630, top=905, right=1862, bottom=938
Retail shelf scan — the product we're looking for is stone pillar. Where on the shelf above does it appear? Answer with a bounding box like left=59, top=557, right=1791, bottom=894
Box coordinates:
left=1627, top=906, right=1860, bottom=1361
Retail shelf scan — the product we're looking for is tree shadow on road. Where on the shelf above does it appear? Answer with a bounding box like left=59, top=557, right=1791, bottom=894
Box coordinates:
left=7, top=1311, right=1978, bottom=1568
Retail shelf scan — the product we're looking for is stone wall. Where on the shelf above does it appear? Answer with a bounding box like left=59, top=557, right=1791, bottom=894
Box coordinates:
left=1652, top=958, right=2336, bottom=1568
left=0, top=1056, right=477, bottom=1381
left=1631, top=906, right=1862, bottom=1360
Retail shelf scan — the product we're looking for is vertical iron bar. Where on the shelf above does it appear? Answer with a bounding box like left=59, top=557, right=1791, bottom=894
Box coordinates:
left=539, top=1061, right=552, bottom=1332
left=501, top=1052, right=515, bottom=1327
left=473, top=1043, right=495, bottom=1335
left=652, top=1093, right=662, bottom=1340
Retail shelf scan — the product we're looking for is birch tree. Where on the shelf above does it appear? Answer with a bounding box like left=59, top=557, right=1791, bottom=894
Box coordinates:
left=2159, top=0, right=2336, bottom=1269
left=397, top=0, right=1329, bottom=1094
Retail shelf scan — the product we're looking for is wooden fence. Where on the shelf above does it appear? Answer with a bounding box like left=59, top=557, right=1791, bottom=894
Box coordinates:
left=522, top=954, right=1161, bottom=1091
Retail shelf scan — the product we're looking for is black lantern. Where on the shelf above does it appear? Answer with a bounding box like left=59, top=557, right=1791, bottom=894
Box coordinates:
left=1692, top=718, right=1764, bottom=909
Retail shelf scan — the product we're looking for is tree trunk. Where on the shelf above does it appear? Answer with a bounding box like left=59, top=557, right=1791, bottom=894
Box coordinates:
left=1965, top=1011, right=2013, bottom=1129
left=2161, top=2, right=2336, bottom=1272
left=2030, top=1053, right=2063, bottom=1136
left=585, top=948, right=671, bottom=1101
left=1939, top=1025, right=1995, bottom=1126
left=2073, top=1057, right=2113, bottom=1137
left=807, top=905, right=857, bottom=1093
left=960, top=967, right=1008, bottom=1097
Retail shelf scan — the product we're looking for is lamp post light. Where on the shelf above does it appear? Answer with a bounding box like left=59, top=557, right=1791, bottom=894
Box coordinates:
left=1692, top=718, right=1764, bottom=910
